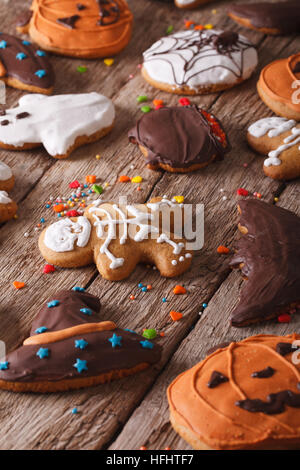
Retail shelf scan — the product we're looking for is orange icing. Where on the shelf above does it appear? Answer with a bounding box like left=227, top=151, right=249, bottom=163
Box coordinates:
left=258, top=53, right=300, bottom=112
left=168, top=334, right=300, bottom=450
left=23, top=320, right=116, bottom=345
left=28, top=0, right=133, bottom=58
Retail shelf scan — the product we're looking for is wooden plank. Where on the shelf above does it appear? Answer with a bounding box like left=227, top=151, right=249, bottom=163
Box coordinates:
left=0, top=0, right=299, bottom=450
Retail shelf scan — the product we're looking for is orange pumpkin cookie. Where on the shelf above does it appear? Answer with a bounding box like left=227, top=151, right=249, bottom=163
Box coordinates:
left=168, top=334, right=300, bottom=450
left=257, top=53, right=300, bottom=121
left=17, top=0, right=133, bottom=59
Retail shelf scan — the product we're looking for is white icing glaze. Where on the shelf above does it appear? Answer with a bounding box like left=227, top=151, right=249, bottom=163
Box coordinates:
left=248, top=117, right=300, bottom=167
left=176, top=0, right=195, bottom=4
left=0, top=93, right=115, bottom=156
left=147, top=196, right=183, bottom=211
left=0, top=161, right=12, bottom=181
left=143, top=29, right=258, bottom=89
left=0, top=190, right=12, bottom=204
left=44, top=217, right=91, bottom=252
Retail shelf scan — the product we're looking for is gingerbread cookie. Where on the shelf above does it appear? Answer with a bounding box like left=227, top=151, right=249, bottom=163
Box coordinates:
left=0, top=289, right=162, bottom=392
left=0, top=33, right=54, bottom=94
left=257, top=53, right=300, bottom=121
left=168, top=333, right=300, bottom=450
left=18, top=0, right=133, bottom=58
left=228, top=1, right=300, bottom=35
left=128, top=106, right=229, bottom=173
left=142, top=29, right=258, bottom=95
left=0, top=92, right=115, bottom=159
left=229, top=199, right=300, bottom=327
left=0, top=161, right=17, bottom=223
left=247, top=117, right=300, bottom=180
left=39, top=197, right=193, bottom=281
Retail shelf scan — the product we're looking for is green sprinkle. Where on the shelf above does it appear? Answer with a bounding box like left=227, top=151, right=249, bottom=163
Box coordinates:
left=77, top=66, right=87, bottom=73
left=92, top=184, right=103, bottom=194
left=166, top=25, right=174, bottom=35
left=142, top=329, right=157, bottom=340
left=137, top=95, right=148, bottom=103
left=141, top=105, right=151, bottom=113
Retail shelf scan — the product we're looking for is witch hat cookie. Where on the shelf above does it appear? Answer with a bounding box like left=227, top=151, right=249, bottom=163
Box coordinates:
left=168, top=334, right=300, bottom=450
left=247, top=117, right=300, bottom=180
left=39, top=197, right=193, bottom=281
left=229, top=199, right=300, bottom=327
left=0, top=161, right=17, bottom=223
left=17, top=0, right=133, bottom=59
left=0, top=289, right=162, bottom=392
left=0, top=92, right=115, bottom=159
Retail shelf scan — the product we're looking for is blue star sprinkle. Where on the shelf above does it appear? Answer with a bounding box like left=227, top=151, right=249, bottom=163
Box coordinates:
left=0, top=361, right=9, bottom=370
left=72, top=286, right=85, bottom=292
left=35, top=69, right=46, bottom=78
left=35, top=326, right=48, bottom=334
left=75, top=339, right=88, bottom=350
left=0, top=40, right=7, bottom=49
left=73, top=358, right=88, bottom=373
left=71, top=407, right=78, bottom=415
left=140, top=340, right=154, bottom=350
left=36, top=50, right=46, bottom=57
left=80, top=308, right=92, bottom=316
left=16, top=52, right=27, bottom=60
left=47, top=300, right=60, bottom=308
left=22, top=40, right=31, bottom=45
left=124, top=328, right=137, bottom=334
left=108, top=333, right=122, bottom=348
left=36, top=348, right=49, bottom=359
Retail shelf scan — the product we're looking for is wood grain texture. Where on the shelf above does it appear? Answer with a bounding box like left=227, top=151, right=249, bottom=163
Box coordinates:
left=0, top=0, right=299, bottom=450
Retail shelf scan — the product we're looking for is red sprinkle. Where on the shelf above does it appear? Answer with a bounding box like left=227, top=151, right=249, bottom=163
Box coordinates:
left=66, top=210, right=81, bottom=217
left=278, top=314, right=291, bottom=323
left=179, top=97, right=191, bottom=106
left=43, top=264, right=56, bottom=274
left=237, top=188, right=249, bottom=197
left=69, top=180, right=81, bottom=189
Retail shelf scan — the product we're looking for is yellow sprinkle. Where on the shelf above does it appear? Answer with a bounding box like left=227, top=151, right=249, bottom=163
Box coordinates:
left=212, top=9, right=217, bottom=14
left=204, top=24, right=213, bottom=29
left=104, top=182, right=109, bottom=187
left=104, top=58, right=114, bottom=66
left=70, top=202, right=75, bottom=207
left=14, top=214, right=18, bottom=219
left=274, top=197, right=279, bottom=202
left=96, top=154, right=101, bottom=160
left=173, top=195, right=184, bottom=204
left=131, top=176, right=143, bottom=184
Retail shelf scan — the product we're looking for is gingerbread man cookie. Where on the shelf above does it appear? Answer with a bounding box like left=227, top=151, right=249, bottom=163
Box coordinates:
left=257, top=53, right=300, bottom=121
left=0, top=33, right=54, bottom=94
left=17, top=0, right=133, bottom=58
left=39, top=197, right=193, bottom=281
left=247, top=117, right=300, bottom=180
left=0, top=289, right=162, bottom=392
left=128, top=106, right=230, bottom=173
left=142, top=29, right=258, bottom=95
left=0, top=161, right=17, bottom=223
left=229, top=199, right=300, bottom=327
left=0, top=92, right=115, bottom=159
left=228, top=1, right=300, bottom=35
left=168, top=334, right=300, bottom=450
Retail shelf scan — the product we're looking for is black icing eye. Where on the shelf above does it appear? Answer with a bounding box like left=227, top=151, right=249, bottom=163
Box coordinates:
left=293, top=61, right=300, bottom=74
left=251, top=366, right=275, bottom=378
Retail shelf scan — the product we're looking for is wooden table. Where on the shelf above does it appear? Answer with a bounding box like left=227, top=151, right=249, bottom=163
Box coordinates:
left=0, top=0, right=299, bottom=450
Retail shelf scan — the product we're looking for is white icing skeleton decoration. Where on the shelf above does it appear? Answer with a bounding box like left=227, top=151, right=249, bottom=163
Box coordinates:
left=0, top=92, right=115, bottom=158
left=39, top=198, right=193, bottom=281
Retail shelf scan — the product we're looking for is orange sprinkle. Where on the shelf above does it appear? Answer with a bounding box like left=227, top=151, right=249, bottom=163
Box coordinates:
left=165, top=447, right=171, bottom=450
left=194, top=24, right=204, bottom=30
left=146, top=284, right=152, bottom=290
left=86, top=175, right=96, bottom=184
left=130, top=295, right=135, bottom=300
left=184, top=20, right=194, bottom=28
left=170, top=310, right=183, bottom=322
left=53, top=204, right=64, bottom=213
left=153, top=99, right=164, bottom=107
left=119, top=175, right=131, bottom=183
left=160, top=332, right=165, bottom=337
left=173, top=285, right=187, bottom=295
left=13, top=281, right=25, bottom=289
left=217, top=245, right=230, bottom=254
left=140, top=446, right=147, bottom=450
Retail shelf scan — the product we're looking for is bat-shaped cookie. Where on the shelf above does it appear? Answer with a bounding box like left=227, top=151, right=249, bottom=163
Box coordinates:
left=0, top=289, right=162, bottom=392
left=39, top=197, right=193, bottom=281
left=0, top=92, right=115, bottom=159
left=229, top=199, right=300, bottom=327
left=247, top=117, right=300, bottom=180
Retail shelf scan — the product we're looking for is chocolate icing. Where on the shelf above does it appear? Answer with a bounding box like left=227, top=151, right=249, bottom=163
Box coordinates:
left=228, top=2, right=300, bottom=34
left=236, top=389, right=300, bottom=415
left=229, top=199, right=300, bottom=326
left=57, top=15, right=80, bottom=29
left=293, top=62, right=300, bottom=74
left=97, top=0, right=120, bottom=25
left=128, top=106, right=229, bottom=169
left=251, top=366, right=275, bottom=378
left=0, top=290, right=162, bottom=383
left=276, top=342, right=297, bottom=356
left=207, top=371, right=229, bottom=388
left=0, top=33, right=54, bottom=89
